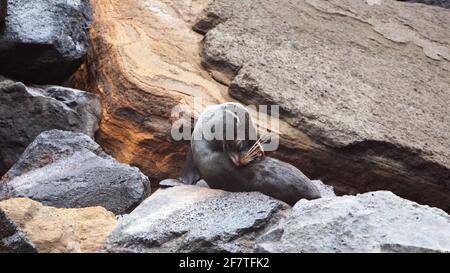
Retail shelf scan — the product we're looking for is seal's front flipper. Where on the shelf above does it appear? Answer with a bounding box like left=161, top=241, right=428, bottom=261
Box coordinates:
left=178, top=147, right=201, bottom=185
left=158, top=147, right=201, bottom=188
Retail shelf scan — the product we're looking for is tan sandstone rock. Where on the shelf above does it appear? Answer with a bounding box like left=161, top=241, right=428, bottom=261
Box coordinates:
left=0, top=198, right=117, bottom=253
left=74, top=0, right=230, bottom=185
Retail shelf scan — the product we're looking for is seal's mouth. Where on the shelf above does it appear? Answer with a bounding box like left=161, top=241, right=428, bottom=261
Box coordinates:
left=238, top=143, right=264, bottom=166
left=231, top=133, right=271, bottom=167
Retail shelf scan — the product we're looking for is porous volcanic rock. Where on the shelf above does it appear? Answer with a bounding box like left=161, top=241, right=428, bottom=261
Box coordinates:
left=0, top=78, right=101, bottom=176
left=105, top=185, right=289, bottom=253
left=0, top=0, right=92, bottom=83
left=256, top=191, right=450, bottom=253
left=0, top=130, right=151, bottom=215
left=0, top=198, right=117, bottom=253
left=196, top=0, right=450, bottom=211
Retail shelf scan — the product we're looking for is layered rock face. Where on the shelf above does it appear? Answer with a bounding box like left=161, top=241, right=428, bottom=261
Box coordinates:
left=105, top=186, right=450, bottom=253
left=196, top=0, right=450, bottom=211
left=0, top=130, right=151, bottom=215
left=74, top=0, right=230, bottom=183
left=0, top=0, right=92, bottom=84
left=257, top=191, right=450, bottom=253
left=0, top=198, right=117, bottom=253
left=0, top=78, right=101, bottom=176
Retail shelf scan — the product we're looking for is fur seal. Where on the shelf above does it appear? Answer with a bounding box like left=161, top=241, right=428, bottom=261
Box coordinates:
left=161, top=102, right=321, bottom=205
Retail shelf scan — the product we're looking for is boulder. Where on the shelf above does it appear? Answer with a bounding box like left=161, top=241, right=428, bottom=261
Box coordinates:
left=105, top=186, right=289, bottom=253
left=0, top=130, right=151, bottom=215
left=196, top=0, right=450, bottom=211
left=0, top=78, right=101, bottom=176
left=0, top=0, right=92, bottom=84
left=0, top=198, right=117, bottom=253
left=256, top=191, right=450, bottom=253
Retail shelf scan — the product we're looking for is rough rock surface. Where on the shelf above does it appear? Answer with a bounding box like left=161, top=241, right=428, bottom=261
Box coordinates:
left=105, top=186, right=289, bottom=253
left=197, top=0, right=450, bottom=211
left=0, top=198, right=117, bottom=253
left=0, top=0, right=92, bottom=83
left=0, top=206, right=36, bottom=253
left=257, top=191, right=450, bottom=253
left=0, top=78, right=101, bottom=176
left=0, top=130, right=151, bottom=215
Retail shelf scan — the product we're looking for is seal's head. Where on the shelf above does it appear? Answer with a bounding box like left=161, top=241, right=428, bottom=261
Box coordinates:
left=193, top=102, right=271, bottom=168
left=221, top=108, right=269, bottom=167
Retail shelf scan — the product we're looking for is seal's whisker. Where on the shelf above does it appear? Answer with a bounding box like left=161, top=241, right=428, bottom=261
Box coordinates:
left=242, top=141, right=266, bottom=162
left=244, top=140, right=262, bottom=158
left=245, top=149, right=262, bottom=160
left=244, top=142, right=263, bottom=160
left=244, top=146, right=261, bottom=158
left=246, top=133, right=271, bottom=154
left=241, top=150, right=259, bottom=162
left=246, top=138, right=263, bottom=155
left=246, top=133, right=270, bottom=155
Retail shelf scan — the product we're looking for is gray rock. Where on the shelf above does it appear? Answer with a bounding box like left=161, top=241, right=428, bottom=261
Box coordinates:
left=0, top=130, right=151, bottom=215
left=197, top=0, right=450, bottom=211
left=0, top=0, right=92, bottom=83
left=256, top=191, right=450, bottom=253
left=0, top=208, right=36, bottom=253
left=105, top=186, right=289, bottom=253
left=0, top=78, right=101, bottom=175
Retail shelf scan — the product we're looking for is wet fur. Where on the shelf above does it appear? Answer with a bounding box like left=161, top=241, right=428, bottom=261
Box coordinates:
left=170, top=103, right=321, bottom=205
